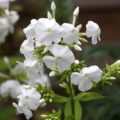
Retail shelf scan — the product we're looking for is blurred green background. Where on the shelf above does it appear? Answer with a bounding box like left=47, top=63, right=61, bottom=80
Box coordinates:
left=0, top=0, right=120, bottom=120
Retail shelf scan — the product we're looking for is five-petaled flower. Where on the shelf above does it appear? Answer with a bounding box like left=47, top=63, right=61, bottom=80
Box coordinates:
left=71, top=65, right=102, bottom=91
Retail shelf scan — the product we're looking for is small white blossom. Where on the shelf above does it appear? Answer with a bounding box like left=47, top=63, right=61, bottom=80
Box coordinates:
left=20, top=39, right=37, bottom=67
left=7, top=10, right=19, bottom=33
left=0, top=10, right=19, bottom=43
left=71, top=65, right=102, bottom=91
left=0, top=80, right=21, bottom=98
left=20, top=19, right=39, bottom=67
left=86, top=21, right=101, bottom=45
left=0, top=18, right=9, bottom=43
left=27, top=63, right=51, bottom=87
left=43, top=44, right=75, bottom=73
left=20, top=19, right=37, bottom=67
left=61, top=23, right=81, bottom=44
left=13, top=85, right=45, bottom=120
left=34, top=18, right=62, bottom=46
left=23, top=19, right=37, bottom=40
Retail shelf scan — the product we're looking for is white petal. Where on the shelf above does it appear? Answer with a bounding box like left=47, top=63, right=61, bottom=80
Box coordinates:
left=71, top=72, right=84, bottom=85
left=57, top=59, right=71, bottom=72
left=61, top=23, right=79, bottom=44
left=43, top=56, right=56, bottom=69
left=78, top=79, right=93, bottom=92
left=81, top=65, right=102, bottom=83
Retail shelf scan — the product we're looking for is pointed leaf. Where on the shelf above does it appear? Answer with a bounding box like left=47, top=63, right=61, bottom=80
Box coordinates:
left=75, top=101, right=82, bottom=120
left=75, top=92, right=105, bottom=101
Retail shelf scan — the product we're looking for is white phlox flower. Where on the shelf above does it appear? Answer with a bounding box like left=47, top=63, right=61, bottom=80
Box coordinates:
left=11, top=62, right=26, bottom=74
left=27, top=63, right=51, bottom=87
left=6, top=10, right=19, bottom=33
left=20, top=19, right=39, bottom=67
left=34, top=18, right=62, bottom=46
left=20, top=39, right=37, bottom=67
left=20, top=19, right=37, bottom=67
left=43, top=44, right=75, bottom=73
left=0, top=10, right=19, bottom=43
left=61, top=23, right=82, bottom=44
left=0, top=80, right=21, bottom=98
left=0, top=18, right=9, bottom=43
left=13, top=85, right=45, bottom=120
left=86, top=21, right=101, bottom=45
left=23, top=19, right=37, bottom=40
left=71, top=65, right=102, bottom=92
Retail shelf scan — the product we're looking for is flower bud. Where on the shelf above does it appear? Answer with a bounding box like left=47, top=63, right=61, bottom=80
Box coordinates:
left=74, top=45, right=82, bottom=51
left=77, top=41, right=82, bottom=45
left=74, top=60, right=80, bottom=65
left=51, top=1, right=56, bottom=11
left=73, top=7, right=79, bottom=16
left=49, top=71, right=56, bottom=77
left=47, top=11, right=52, bottom=19
left=3, top=56, right=9, bottom=64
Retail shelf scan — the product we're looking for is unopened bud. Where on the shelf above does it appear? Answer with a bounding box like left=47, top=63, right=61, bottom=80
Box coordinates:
left=73, top=7, right=79, bottom=16
left=47, top=11, right=52, bottom=19
left=109, top=77, right=116, bottom=80
left=74, top=45, right=82, bottom=51
left=51, top=1, right=56, bottom=11
left=49, top=71, right=56, bottom=77
left=3, top=56, right=9, bottom=64
left=74, top=60, right=80, bottom=65
left=77, top=41, right=82, bottom=45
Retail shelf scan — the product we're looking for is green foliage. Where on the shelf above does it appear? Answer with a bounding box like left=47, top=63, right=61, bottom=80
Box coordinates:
left=83, top=85, right=120, bottom=120
left=102, top=61, right=120, bottom=85
left=0, top=106, right=16, bottom=120
left=41, top=110, right=61, bottom=120
left=75, top=101, right=82, bottom=120
left=0, top=8, right=5, bottom=17
left=0, top=56, right=23, bottom=71
left=52, top=95, right=69, bottom=103
left=64, top=101, right=82, bottom=120
left=75, top=92, right=105, bottom=101
left=64, top=101, right=73, bottom=120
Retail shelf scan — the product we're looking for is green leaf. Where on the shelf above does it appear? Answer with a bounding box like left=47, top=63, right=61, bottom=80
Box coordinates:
left=0, top=106, right=16, bottom=120
left=75, top=92, right=105, bottom=101
left=0, top=56, right=23, bottom=71
left=75, top=101, right=82, bottom=120
left=64, top=101, right=74, bottom=120
left=53, top=95, right=69, bottom=103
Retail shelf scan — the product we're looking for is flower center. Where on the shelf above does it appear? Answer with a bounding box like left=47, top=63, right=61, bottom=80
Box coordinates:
left=25, top=96, right=30, bottom=99
left=71, top=29, right=76, bottom=33
left=47, top=28, right=52, bottom=32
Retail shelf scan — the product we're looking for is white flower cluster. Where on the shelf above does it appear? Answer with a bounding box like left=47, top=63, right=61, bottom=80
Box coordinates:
left=20, top=2, right=101, bottom=74
left=13, top=85, right=45, bottom=120
left=0, top=62, right=48, bottom=120
left=0, top=0, right=19, bottom=43
left=8, top=1, right=101, bottom=119
left=0, top=80, right=21, bottom=98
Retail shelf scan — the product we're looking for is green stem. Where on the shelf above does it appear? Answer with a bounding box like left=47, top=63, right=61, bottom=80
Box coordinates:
left=67, top=75, right=75, bottom=119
